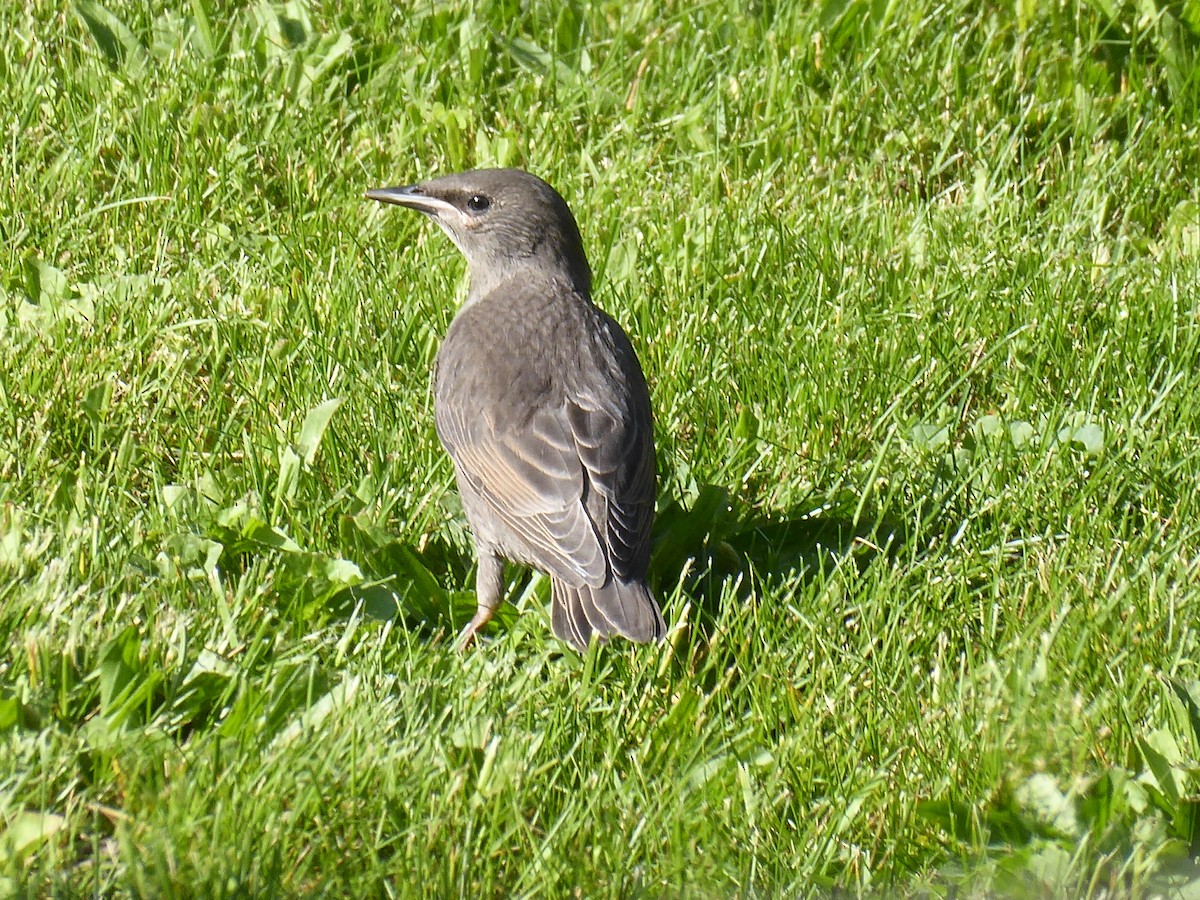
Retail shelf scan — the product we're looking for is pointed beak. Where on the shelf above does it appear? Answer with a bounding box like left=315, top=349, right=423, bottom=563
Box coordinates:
left=365, top=185, right=454, bottom=217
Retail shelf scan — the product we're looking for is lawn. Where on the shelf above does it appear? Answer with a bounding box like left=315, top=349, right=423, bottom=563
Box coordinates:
left=2, top=0, right=1200, bottom=895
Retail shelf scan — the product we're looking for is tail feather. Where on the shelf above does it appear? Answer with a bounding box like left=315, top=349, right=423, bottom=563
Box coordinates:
left=552, top=584, right=593, bottom=650
left=551, top=578, right=665, bottom=651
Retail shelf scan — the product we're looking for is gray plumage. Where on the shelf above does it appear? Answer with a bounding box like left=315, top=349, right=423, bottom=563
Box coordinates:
left=366, top=168, right=665, bottom=651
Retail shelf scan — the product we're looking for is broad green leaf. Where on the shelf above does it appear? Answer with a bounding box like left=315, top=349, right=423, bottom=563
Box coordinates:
left=0, top=692, right=22, bottom=731
left=687, top=753, right=729, bottom=789
left=188, top=0, right=215, bottom=57
left=161, top=483, right=189, bottom=513
left=74, top=1, right=147, bottom=72
left=1009, top=420, right=1035, bottom=448
left=974, top=414, right=1004, bottom=439
left=296, top=398, right=343, bottom=466
left=910, top=423, right=950, bottom=450
left=242, top=518, right=302, bottom=554
left=1171, top=680, right=1200, bottom=747
left=271, top=676, right=360, bottom=749
left=383, top=542, right=446, bottom=603
left=276, top=445, right=301, bottom=504
left=297, top=32, right=353, bottom=107
left=1062, top=422, right=1105, bottom=455
left=22, top=256, right=69, bottom=303
left=349, top=583, right=402, bottom=620
left=97, top=626, right=140, bottom=717
left=1139, top=730, right=1184, bottom=809
left=0, top=811, right=67, bottom=866
left=734, top=406, right=759, bottom=442
left=1162, top=199, right=1200, bottom=258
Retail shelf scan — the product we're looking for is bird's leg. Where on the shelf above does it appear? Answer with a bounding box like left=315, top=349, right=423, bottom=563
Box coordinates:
left=454, top=552, right=504, bottom=651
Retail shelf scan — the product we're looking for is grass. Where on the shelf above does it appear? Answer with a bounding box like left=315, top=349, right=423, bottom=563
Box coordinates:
left=2, top=0, right=1200, bottom=894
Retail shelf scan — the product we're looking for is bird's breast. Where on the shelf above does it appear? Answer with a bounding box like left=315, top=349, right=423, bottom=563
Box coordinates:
left=434, top=306, right=564, bottom=433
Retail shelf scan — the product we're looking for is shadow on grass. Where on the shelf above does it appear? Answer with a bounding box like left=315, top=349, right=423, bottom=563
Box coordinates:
left=643, top=482, right=915, bottom=685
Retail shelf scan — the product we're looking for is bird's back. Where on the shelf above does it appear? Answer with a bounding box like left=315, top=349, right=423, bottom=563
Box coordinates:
left=433, top=274, right=656, bottom=590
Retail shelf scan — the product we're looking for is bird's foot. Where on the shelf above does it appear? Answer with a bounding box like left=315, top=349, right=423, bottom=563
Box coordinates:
left=453, top=606, right=497, bottom=652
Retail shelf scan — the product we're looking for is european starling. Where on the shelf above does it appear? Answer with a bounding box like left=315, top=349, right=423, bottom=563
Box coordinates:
left=366, top=168, right=665, bottom=651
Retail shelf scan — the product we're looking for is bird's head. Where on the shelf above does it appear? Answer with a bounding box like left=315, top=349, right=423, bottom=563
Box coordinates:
left=366, top=168, right=592, bottom=300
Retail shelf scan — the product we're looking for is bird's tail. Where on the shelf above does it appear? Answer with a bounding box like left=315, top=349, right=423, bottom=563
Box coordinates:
left=550, top=577, right=665, bottom=651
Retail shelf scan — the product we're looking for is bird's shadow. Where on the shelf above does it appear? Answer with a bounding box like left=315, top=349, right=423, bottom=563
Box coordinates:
left=648, top=484, right=906, bottom=641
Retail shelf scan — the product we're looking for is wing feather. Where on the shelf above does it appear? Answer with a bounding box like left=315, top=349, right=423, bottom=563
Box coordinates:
left=434, top=282, right=654, bottom=590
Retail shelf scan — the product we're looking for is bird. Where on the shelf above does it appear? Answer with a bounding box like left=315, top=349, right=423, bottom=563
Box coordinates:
left=365, top=168, right=665, bottom=652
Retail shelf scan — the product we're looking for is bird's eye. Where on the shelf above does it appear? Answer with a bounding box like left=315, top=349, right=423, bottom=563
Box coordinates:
left=465, top=194, right=491, bottom=213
